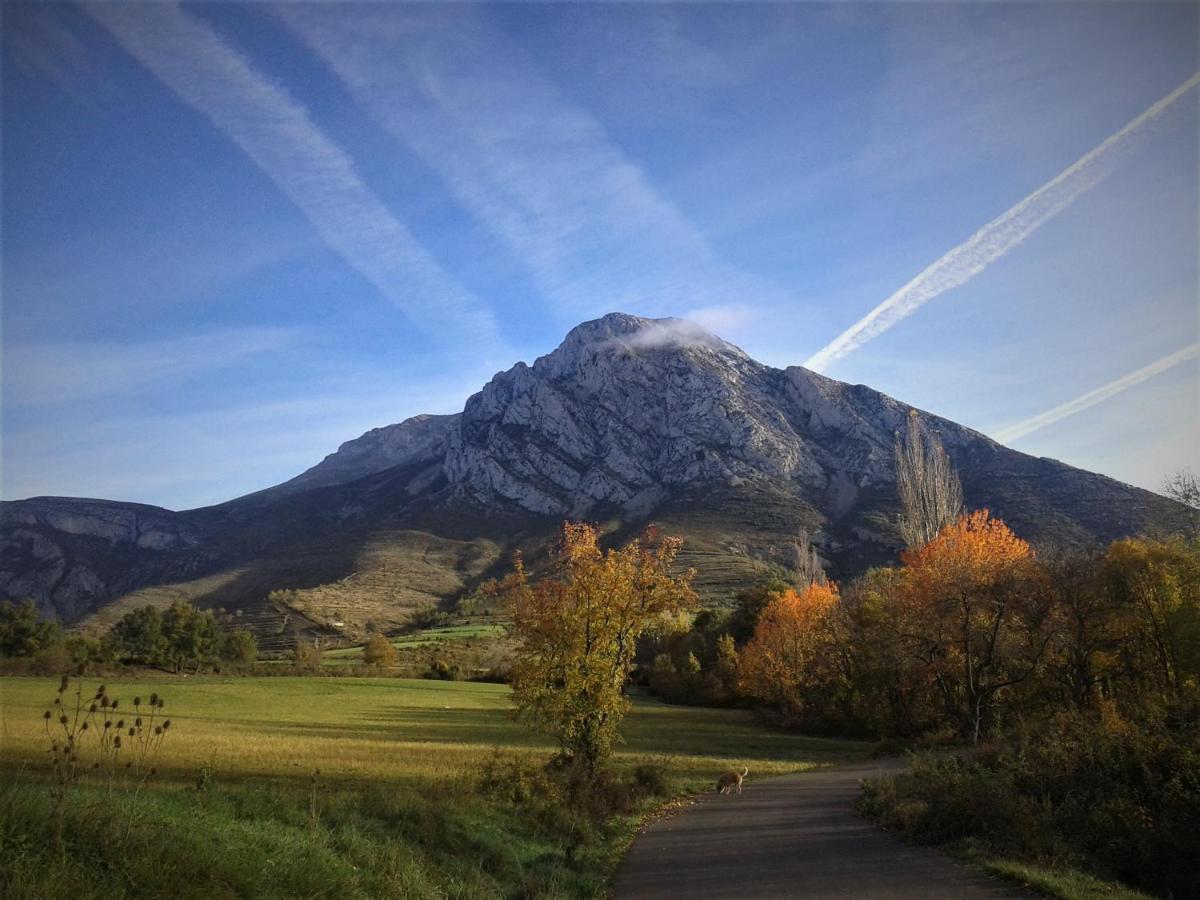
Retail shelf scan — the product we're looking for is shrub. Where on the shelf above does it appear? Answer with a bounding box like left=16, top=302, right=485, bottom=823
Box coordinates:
left=362, top=635, right=398, bottom=668
left=859, top=698, right=1200, bottom=898
left=409, top=605, right=448, bottom=630
left=630, top=762, right=670, bottom=799
left=292, top=642, right=323, bottom=670
left=423, top=659, right=459, bottom=681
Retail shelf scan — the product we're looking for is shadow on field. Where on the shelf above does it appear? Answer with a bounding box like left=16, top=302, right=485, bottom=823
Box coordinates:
left=250, top=703, right=867, bottom=764
left=260, top=707, right=544, bottom=748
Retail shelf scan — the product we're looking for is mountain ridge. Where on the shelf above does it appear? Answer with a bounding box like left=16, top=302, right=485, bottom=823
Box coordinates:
left=1, top=313, right=1187, bottom=635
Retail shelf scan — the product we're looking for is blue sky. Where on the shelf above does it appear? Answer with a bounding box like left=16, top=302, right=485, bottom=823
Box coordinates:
left=2, top=1, right=1197, bottom=511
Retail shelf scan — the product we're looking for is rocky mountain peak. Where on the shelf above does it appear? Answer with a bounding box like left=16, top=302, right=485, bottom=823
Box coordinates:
left=443, top=313, right=872, bottom=517
left=530, top=312, right=750, bottom=380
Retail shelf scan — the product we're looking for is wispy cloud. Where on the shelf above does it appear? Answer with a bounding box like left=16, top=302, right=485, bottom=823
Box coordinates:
left=277, top=3, right=788, bottom=319
left=5, top=4, right=115, bottom=110
left=82, top=1, right=499, bottom=345
left=4, top=328, right=295, bottom=406
left=994, top=342, right=1200, bottom=443
left=806, top=71, right=1200, bottom=372
left=594, top=317, right=748, bottom=355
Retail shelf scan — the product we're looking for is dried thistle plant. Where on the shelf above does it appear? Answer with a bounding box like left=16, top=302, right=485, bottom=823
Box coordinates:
left=41, top=671, right=176, bottom=848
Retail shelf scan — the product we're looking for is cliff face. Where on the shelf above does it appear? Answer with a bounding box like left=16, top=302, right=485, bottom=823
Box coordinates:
left=1, top=313, right=1187, bottom=624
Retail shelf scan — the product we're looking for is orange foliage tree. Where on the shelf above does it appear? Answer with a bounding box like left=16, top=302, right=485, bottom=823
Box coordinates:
left=738, top=581, right=842, bottom=723
left=505, top=522, right=696, bottom=770
left=898, top=509, right=1046, bottom=742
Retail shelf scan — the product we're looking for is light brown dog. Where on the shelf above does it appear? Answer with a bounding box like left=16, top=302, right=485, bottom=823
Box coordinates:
left=716, top=766, right=748, bottom=795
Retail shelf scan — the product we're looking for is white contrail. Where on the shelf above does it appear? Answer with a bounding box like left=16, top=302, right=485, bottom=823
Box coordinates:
left=806, top=72, right=1200, bottom=372
left=277, top=3, right=788, bottom=318
left=83, top=2, right=499, bottom=346
left=994, top=342, right=1200, bottom=443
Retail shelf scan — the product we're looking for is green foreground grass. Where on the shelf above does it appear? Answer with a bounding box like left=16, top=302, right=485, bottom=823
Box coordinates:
left=978, top=857, right=1154, bottom=900
left=1, top=675, right=866, bottom=898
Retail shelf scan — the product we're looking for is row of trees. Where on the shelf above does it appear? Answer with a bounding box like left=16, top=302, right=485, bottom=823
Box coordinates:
left=0, top=600, right=257, bottom=673
left=735, top=516, right=1198, bottom=741
left=638, top=422, right=1199, bottom=744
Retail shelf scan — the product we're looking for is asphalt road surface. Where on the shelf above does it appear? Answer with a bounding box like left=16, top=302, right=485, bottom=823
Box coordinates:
left=614, top=758, right=1030, bottom=899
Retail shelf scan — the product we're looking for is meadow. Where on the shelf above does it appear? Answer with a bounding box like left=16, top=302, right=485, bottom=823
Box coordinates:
left=0, top=675, right=867, bottom=898
left=320, top=624, right=511, bottom=668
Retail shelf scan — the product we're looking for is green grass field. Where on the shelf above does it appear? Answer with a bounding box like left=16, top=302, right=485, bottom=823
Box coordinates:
left=322, top=624, right=510, bottom=663
left=0, top=675, right=867, bottom=898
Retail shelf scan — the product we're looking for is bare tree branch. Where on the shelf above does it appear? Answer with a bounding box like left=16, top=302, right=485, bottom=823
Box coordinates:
left=895, top=410, right=964, bottom=548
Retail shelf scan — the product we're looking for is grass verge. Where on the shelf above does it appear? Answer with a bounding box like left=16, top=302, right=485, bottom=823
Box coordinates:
left=976, top=856, right=1154, bottom=900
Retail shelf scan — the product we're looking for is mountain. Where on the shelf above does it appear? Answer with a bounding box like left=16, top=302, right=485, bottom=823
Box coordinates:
left=1, top=313, right=1187, bottom=643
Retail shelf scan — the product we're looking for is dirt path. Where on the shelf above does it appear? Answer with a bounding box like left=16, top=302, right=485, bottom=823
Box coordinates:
left=614, top=758, right=1030, bottom=899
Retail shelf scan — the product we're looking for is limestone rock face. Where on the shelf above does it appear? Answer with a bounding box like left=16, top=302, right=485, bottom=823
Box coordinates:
left=443, top=313, right=979, bottom=517
left=0, top=498, right=200, bottom=619
left=1, top=498, right=197, bottom=549
left=0, top=312, right=1189, bottom=623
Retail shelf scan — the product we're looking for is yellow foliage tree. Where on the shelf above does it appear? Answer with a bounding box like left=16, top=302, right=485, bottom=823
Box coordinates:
left=898, top=509, right=1043, bottom=742
left=1104, top=536, right=1200, bottom=695
left=362, top=634, right=398, bottom=668
left=505, top=523, right=696, bottom=769
left=738, top=581, right=841, bottom=722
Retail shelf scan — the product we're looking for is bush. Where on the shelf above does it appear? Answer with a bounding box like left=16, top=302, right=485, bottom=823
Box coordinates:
left=409, top=605, right=448, bottom=630
left=292, top=642, right=323, bottom=670
left=423, top=659, right=459, bottom=681
left=362, top=635, right=397, bottom=668
left=859, top=699, right=1200, bottom=898
left=631, top=762, right=670, bottom=799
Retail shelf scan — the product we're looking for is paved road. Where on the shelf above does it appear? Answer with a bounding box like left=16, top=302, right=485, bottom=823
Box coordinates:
left=614, top=758, right=1029, bottom=899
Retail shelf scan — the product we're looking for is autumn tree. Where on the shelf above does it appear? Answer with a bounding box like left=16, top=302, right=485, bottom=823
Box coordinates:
left=505, top=522, right=696, bottom=770
left=738, top=581, right=842, bottom=724
left=895, top=410, right=964, bottom=548
left=835, top=567, right=937, bottom=737
left=898, top=510, right=1045, bottom=742
left=1104, top=537, right=1200, bottom=696
left=223, top=628, right=258, bottom=665
left=727, top=576, right=792, bottom=644
left=362, top=634, right=398, bottom=668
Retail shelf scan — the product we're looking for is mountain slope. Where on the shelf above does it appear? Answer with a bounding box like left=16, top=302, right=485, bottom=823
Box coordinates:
left=1, top=313, right=1187, bottom=638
